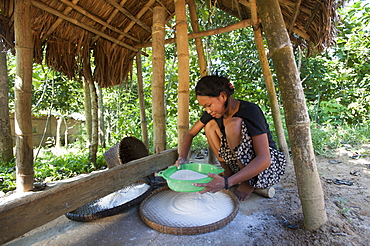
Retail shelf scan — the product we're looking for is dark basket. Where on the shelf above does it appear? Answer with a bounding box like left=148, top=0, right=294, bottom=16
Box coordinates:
left=65, top=180, right=153, bottom=222
left=103, top=136, right=149, bottom=168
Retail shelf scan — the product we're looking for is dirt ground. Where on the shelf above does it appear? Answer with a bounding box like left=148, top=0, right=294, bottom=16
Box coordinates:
left=4, top=145, right=370, bottom=246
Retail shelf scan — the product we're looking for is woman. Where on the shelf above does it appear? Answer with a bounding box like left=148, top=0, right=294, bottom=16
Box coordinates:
left=176, top=75, right=286, bottom=201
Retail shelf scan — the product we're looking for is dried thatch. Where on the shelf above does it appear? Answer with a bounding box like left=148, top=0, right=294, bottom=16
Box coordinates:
left=0, top=0, right=339, bottom=88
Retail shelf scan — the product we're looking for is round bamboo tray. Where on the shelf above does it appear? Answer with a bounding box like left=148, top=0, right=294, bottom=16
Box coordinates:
left=65, top=180, right=153, bottom=222
left=139, top=186, right=239, bottom=235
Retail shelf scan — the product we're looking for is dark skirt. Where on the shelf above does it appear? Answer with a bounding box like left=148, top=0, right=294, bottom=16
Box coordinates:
left=218, top=121, right=286, bottom=189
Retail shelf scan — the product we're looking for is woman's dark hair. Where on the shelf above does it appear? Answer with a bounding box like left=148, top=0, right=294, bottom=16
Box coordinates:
left=195, top=75, right=234, bottom=97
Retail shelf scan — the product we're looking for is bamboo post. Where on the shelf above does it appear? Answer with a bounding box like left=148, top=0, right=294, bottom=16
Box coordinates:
left=175, top=0, right=190, bottom=154
left=188, top=0, right=207, bottom=77
left=249, top=0, right=290, bottom=163
left=136, top=52, right=149, bottom=149
left=152, top=6, right=166, bottom=153
left=14, top=0, right=34, bottom=192
left=188, top=0, right=217, bottom=164
left=256, top=0, right=327, bottom=231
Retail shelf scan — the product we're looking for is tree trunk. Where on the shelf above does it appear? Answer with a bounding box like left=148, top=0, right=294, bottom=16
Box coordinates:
left=136, top=52, right=149, bottom=149
left=89, top=80, right=99, bottom=166
left=96, top=83, right=106, bottom=148
left=175, top=0, right=190, bottom=154
left=249, top=0, right=290, bottom=163
left=14, top=0, right=34, bottom=192
left=55, top=116, right=63, bottom=148
left=83, top=77, right=92, bottom=148
left=152, top=6, right=166, bottom=154
left=256, top=0, right=327, bottom=231
left=0, top=44, right=14, bottom=163
left=63, top=117, right=68, bottom=147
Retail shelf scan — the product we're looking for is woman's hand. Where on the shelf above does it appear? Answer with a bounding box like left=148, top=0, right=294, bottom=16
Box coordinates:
left=175, top=157, right=188, bottom=168
left=193, top=173, right=225, bottom=194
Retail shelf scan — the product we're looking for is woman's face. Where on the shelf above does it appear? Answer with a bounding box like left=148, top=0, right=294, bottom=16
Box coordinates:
left=197, top=92, right=227, bottom=118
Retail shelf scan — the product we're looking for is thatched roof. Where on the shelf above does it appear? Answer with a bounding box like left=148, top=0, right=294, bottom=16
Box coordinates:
left=0, top=0, right=339, bottom=88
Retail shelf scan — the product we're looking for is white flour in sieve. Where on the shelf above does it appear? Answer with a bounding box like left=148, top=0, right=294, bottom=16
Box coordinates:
left=141, top=189, right=235, bottom=227
left=169, top=169, right=208, bottom=180
left=78, top=183, right=150, bottom=211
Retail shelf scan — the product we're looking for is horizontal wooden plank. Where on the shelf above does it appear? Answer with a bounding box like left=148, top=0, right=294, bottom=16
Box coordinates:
left=0, top=149, right=177, bottom=245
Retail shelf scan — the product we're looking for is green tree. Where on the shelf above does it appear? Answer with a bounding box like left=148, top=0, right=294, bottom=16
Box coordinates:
left=300, top=1, right=370, bottom=125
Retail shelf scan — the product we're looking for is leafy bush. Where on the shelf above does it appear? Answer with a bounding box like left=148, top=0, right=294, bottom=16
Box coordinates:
left=0, top=148, right=106, bottom=194
left=310, top=123, right=370, bottom=157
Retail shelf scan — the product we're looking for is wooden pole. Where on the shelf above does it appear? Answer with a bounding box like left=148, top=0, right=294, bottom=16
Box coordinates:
left=152, top=6, right=166, bottom=153
left=256, top=0, right=327, bottom=231
left=136, top=19, right=252, bottom=49
left=187, top=0, right=217, bottom=164
left=249, top=0, right=290, bottom=163
left=14, top=0, right=34, bottom=192
left=188, top=0, right=207, bottom=77
left=136, top=52, right=149, bottom=149
left=175, top=0, right=190, bottom=154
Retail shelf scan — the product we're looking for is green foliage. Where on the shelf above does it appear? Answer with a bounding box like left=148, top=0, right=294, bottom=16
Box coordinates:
left=0, top=161, right=16, bottom=193
left=0, top=148, right=106, bottom=194
left=6, top=54, right=84, bottom=116
left=32, top=67, right=83, bottom=116
left=310, top=123, right=370, bottom=156
left=301, top=1, right=370, bottom=125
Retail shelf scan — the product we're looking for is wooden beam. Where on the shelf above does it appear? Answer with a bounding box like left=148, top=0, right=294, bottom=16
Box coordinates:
left=31, top=0, right=138, bottom=52
left=238, top=0, right=251, bottom=7
left=59, top=0, right=140, bottom=43
left=123, top=0, right=155, bottom=33
left=136, top=19, right=253, bottom=48
left=112, top=0, right=156, bottom=49
left=106, top=0, right=152, bottom=33
left=41, top=0, right=80, bottom=43
left=0, top=149, right=178, bottom=245
left=287, top=0, right=302, bottom=34
left=234, top=0, right=243, bottom=20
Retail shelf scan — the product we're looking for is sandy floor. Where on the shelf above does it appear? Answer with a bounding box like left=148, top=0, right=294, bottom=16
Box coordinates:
left=4, top=145, right=370, bottom=246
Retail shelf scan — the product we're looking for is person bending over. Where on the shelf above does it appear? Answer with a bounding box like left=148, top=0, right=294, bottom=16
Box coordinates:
left=176, top=75, right=286, bottom=201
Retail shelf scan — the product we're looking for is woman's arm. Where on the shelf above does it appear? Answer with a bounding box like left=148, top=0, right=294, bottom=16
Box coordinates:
left=195, top=133, right=271, bottom=193
left=227, top=133, right=271, bottom=187
left=176, top=120, right=205, bottom=167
